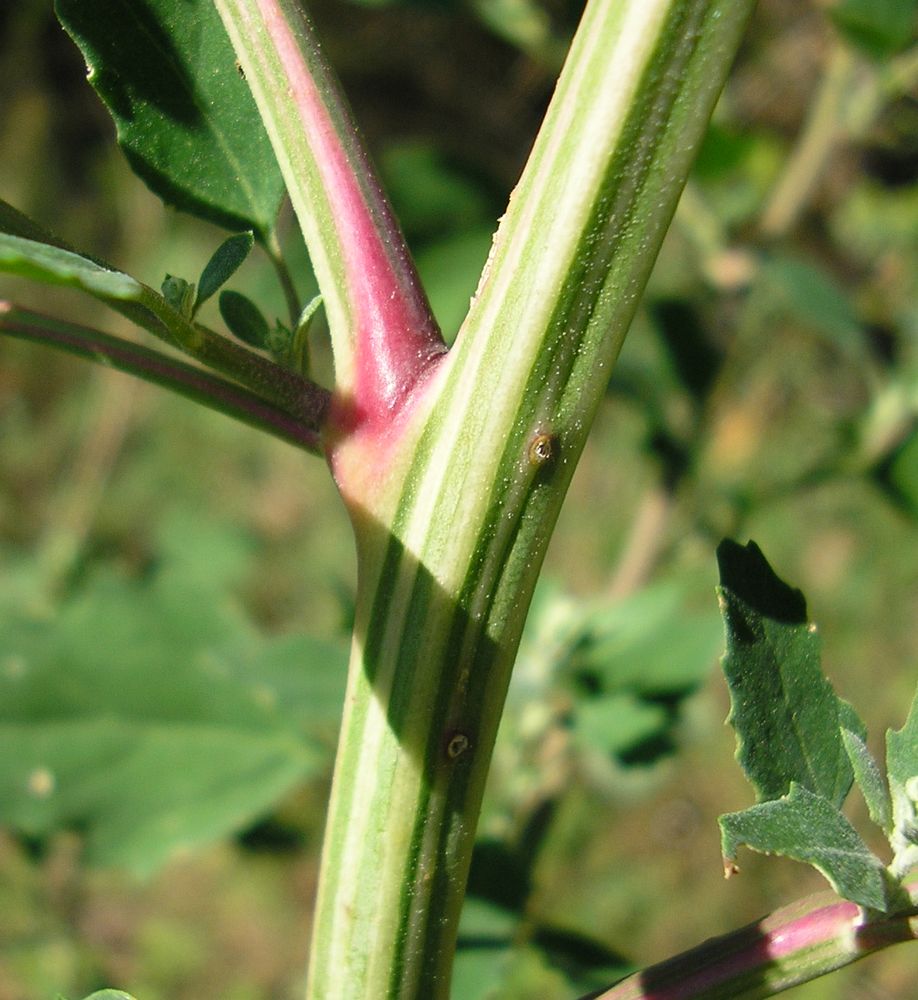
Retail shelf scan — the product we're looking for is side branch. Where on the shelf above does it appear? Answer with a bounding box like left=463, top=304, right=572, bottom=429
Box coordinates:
left=592, top=877, right=918, bottom=1000
left=215, top=0, right=445, bottom=427
left=0, top=302, right=327, bottom=453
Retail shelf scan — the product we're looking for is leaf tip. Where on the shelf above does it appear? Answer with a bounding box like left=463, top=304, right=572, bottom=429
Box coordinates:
left=716, top=538, right=807, bottom=624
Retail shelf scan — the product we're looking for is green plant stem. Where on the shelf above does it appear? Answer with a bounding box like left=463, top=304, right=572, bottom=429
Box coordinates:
left=760, top=43, right=860, bottom=238
left=590, top=876, right=918, bottom=1000
left=0, top=302, right=326, bottom=453
left=214, top=0, right=445, bottom=408
left=265, top=229, right=302, bottom=329
left=262, top=1, right=756, bottom=996
left=0, top=228, right=330, bottom=432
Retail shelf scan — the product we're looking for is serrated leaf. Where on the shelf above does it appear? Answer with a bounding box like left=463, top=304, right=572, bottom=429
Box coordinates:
left=220, top=289, right=270, bottom=348
left=196, top=232, right=255, bottom=310
left=717, top=539, right=857, bottom=808
left=54, top=0, right=285, bottom=239
left=841, top=727, right=893, bottom=834
left=720, top=783, right=893, bottom=911
left=887, top=686, right=918, bottom=862
left=0, top=518, right=346, bottom=875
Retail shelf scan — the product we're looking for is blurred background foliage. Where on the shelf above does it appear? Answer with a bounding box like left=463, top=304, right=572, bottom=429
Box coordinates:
left=1, top=0, right=917, bottom=997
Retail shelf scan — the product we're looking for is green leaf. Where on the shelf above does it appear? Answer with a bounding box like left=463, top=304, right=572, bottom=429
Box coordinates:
left=841, top=727, right=893, bottom=834
left=54, top=0, right=285, bottom=239
left=716, top=539, right=858, bottom=807
left=830, top=0, right=918, bottom=58
left=220, top=289, right=270, bottom=348
left=161, top=274, right=196, bottom=317
left=885, top=427, right=918, bottom=516
left=0, top=517, right=346, bottom=875
left=569, top=580, right=724, bottom=696
left=0, top=197, right=70, bottom=248
left=196, top=232, right=255, bottom=310
left=0, top=233, right=142, bottom=303
left=76, top=991, right=138, bottom=1000
left=887, top=687, right=918, bottom=864
left=0, top=232, right=184, bottom=347
left=571, top=693, right=667, bottom=758
left=758, top=254, right=866, bottom=360
left=720, top=783, right=893, bottom=911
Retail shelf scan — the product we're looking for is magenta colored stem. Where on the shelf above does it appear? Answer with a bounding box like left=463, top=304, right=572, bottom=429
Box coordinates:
left=592, top=877, right=918, bottom=1000
left=237, top=0, right=445, bottom=432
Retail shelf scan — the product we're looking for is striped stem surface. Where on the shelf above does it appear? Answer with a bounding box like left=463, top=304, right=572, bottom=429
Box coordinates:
left=298, top=1, right=756, bottom=996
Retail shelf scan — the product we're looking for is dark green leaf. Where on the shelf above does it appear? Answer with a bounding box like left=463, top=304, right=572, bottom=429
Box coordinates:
left=831, top=0, right=917, bottom=58
left=841, top=727, right=893, bottom=834
left=220, top=289, right=271, bottom=348
left=720, top=783, right=893, bottom=911
left=196, top=232, right=255, bottom=310
left=717, top=539, right=857, bottom=807
left=54, top=0, right=285, bottom=239
left=0, top=197, right=70, bottom=248
left=0, top=516, right=346, bottom=875
left=885, top=427, right=918, bottom=516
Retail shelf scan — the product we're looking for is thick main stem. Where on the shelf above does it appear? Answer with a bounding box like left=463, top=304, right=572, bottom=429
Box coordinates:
left=304, top=2, right=756, bottom=996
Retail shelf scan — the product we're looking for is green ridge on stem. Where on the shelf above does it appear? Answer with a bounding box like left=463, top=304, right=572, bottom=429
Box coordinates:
left=210, top=0, right=756, bottom=996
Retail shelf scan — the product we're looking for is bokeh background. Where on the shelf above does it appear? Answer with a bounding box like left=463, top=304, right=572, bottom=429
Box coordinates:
left=1, top=1, right=917, bottom=997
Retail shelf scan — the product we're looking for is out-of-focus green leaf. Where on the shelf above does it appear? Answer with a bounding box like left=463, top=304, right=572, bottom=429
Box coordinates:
left=832, top=182, right=918, bottom=261
left=841, top=727, right=893, bottom=834
left=0, top=516, right=346, bottom=876
left=886, top=427, right=918, bottom=516
left=571, top=693, right=667, bottom=758
left=716, top=539, right=861, bottom=807
left=381, top=141, right=493, bottom=241
left=0, top=197, right=70, bottom=248
left=416, top=226, right=495, bottom=342
left=757, top=254, right=865, bottom=359
left=568, top=580, right=724, bottom=696
left=196, top=232, right=255, bottom=310
left=830, top=0, right=918, bottom=58
left=887, top=687, right=918, bottom=867
left=54, top=0, right=285, bottom=239
left=219, top=289, right=271, bottom=348
left=720, top=782, right=893, bottom=911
